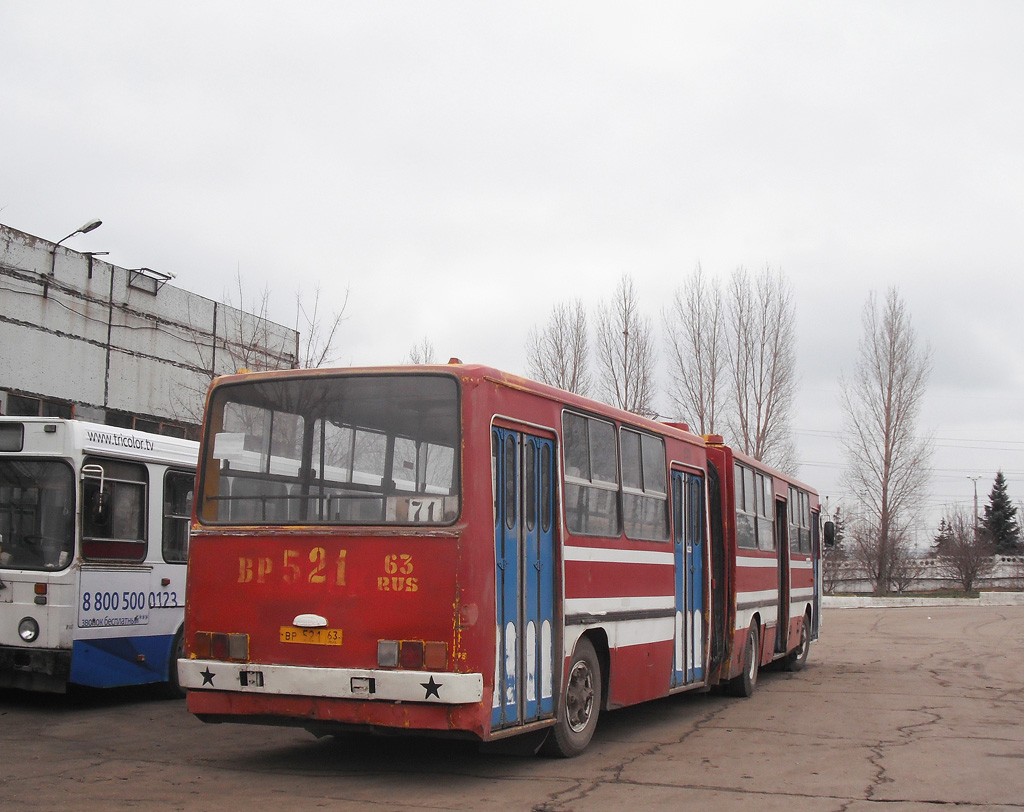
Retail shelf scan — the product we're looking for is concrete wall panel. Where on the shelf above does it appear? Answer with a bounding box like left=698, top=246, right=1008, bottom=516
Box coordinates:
left=0, top=319, right=107, bottom=405
left=1, top=223, right=298, bottom=430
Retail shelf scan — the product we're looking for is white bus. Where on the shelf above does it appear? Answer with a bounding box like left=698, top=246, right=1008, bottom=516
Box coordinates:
left=0, top=417, right=198, bottom=694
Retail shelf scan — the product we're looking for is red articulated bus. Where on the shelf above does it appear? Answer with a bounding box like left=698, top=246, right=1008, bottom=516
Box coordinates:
left=179, top=363, right=829, bottom=756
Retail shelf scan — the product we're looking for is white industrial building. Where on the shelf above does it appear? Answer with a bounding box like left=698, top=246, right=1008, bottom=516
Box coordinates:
left=0, top=221, right=298, bottom=439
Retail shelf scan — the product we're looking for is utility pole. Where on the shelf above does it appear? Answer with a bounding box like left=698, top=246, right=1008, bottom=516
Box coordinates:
left=968, top=476, right=981, bottom=536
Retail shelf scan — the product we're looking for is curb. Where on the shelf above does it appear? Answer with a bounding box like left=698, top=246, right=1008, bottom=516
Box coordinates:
left=823, top=592, right=1024, bottom=608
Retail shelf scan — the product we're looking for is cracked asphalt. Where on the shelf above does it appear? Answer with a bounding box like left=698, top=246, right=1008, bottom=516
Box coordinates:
left=3, top=604, right=1023, bottom=811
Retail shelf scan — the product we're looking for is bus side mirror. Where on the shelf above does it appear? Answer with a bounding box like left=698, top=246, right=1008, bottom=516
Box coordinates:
left=823, top=521, right=836, bottom=547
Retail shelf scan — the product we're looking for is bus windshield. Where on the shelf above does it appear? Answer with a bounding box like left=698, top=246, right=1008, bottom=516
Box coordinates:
left=0, top=460, right=75, bottom=571
left=198, top=373, right=460, bottom=526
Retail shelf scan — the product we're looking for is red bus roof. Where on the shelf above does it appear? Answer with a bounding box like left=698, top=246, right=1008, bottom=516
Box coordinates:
left=209, top=361, right=708, bottom=449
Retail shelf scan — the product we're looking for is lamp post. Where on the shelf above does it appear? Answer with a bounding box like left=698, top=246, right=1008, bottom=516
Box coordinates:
left=968, top=476, right=981, bottom=536
left=49, top=218, right=103, bottom=276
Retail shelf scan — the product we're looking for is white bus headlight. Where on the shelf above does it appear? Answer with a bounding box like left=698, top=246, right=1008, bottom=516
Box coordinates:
left=18, top=617, right=40, bottom=643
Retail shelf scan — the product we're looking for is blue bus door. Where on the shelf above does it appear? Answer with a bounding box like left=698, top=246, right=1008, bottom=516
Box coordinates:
left=672, top=470, right=705, bottom=687
left=492, top=428, right=557, bottom=729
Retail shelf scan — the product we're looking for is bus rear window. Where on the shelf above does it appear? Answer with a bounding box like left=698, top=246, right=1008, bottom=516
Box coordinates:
left=199, top=373, right=460, bottom=526
left=0, top=423, right=25, bottom=452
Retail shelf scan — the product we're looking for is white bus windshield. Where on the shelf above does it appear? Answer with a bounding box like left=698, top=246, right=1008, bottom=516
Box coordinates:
left=0, top=460, right=76, bottom=571
left=199, top=373, right=460, bottom=526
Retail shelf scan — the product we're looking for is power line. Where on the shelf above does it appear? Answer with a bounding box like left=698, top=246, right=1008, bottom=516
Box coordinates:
left=793, top=428, right=1024, bottom=451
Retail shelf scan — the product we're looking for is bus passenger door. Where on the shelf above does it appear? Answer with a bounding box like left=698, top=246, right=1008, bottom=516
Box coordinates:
left=672, top=470, right=704, bottom=687
left=775, top=500, right=791, bottom=653
left=492, top=428, right=556, bottom=730
left=811, top=512, right=821, bottom=639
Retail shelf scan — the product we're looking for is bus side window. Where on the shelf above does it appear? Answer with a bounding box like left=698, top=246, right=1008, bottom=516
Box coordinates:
left=81, top=458, right=148, bottom=562
left=562, top=412, right=620, bottom=538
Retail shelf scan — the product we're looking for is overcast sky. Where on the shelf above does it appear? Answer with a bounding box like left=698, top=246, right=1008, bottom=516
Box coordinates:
left=3, top=2, right=1024, bottom=542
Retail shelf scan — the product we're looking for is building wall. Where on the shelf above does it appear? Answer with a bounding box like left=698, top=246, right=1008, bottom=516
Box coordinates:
left=0, top=223, right=298, bottom=436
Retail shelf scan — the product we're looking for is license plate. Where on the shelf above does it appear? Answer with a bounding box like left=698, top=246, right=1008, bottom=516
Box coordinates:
left=279, top=626, right=343, bottom=646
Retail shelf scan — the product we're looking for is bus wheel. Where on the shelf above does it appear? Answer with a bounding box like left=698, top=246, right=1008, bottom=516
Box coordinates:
left=543, top=637, right=601, bottom=758
left=728, top=623, right=759, bottom=698
left=784, top=614, right=811, bottom=672
left=164, top=627, right=186, bottom=699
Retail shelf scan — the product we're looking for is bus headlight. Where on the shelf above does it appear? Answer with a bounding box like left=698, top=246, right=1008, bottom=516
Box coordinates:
left=18, top=617, right=40, bottom=643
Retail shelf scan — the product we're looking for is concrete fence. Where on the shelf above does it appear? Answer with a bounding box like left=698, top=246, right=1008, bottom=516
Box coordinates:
left=824, top=592, right=1024, bottom=609
left=824, top=555, right=1024, bottom=595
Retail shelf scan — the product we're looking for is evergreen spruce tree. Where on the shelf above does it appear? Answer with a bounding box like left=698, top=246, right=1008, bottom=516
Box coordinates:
left=822, top=506, right=848, bottom=594
left=981, top=471, right=1021, bottom=554
left=932, top=517, right=953, bottom=556
left=831, top=507, right=846, bottom=548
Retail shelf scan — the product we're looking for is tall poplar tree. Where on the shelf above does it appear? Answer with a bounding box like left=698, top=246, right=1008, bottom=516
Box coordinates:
left=839, top=288, right=932, bottom=595
left=594, top=275, right=658, bottom=418
left=663, top=264, right=725, bottom=435
left=525, top=299, right=591, bottom=396
left=724, top=266, right=798, bottom=471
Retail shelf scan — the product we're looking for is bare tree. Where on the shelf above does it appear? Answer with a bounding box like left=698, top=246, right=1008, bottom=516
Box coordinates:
left=171, top=272, right=347, bottom=425
left=847, top=519, right=920, bottom=595
left=171, top=274, right=292, bottom=424
left=407, top=336, right=436, bottom=365
left=295, top=283, right=348, bottom=369
left=222, top=272, right=298, bottom=374
left=822, top=538, right=846, bottom=594
left=934, top=509, right=996, bottom=593
left=890, top=545, right=927, bottom=594
left=219, top=274, right=348, bottom=373
left=594, top=275, right=658, bottom=417
left=724, top=266, right=798, bottom=470
left=663, top=264, right=725, bottom=435
left=526, top=300, right=591, bottom=395
left=840, top=288, right=933, bottom=596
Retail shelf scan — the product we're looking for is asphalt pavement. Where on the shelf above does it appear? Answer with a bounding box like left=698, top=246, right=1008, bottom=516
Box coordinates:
left=2, top=603, right=1022, bottom=811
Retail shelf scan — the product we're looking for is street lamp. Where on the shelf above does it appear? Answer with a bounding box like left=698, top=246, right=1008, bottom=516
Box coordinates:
left=50, top=218, right=103, bottom=276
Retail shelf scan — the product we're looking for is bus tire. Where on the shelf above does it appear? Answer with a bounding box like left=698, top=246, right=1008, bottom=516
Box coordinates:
left=165, top=627, right=186, bottom=699
left=784, top=613, right=811, bottom=672
left=543, top=637, right=601, bottom=758
left=728, top=623, right=759, bottom=698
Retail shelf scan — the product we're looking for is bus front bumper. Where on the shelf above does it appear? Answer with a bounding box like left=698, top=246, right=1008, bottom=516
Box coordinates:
left=0, top=645, right=72, bottom=692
